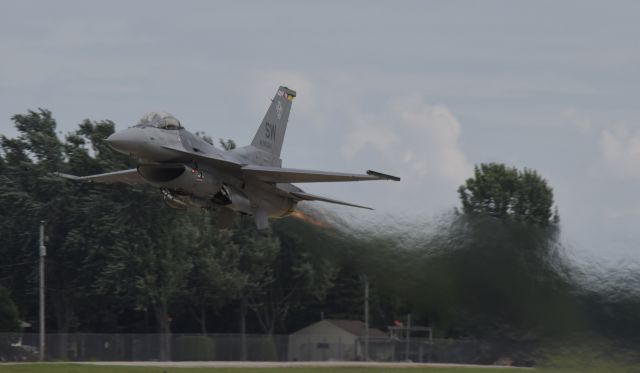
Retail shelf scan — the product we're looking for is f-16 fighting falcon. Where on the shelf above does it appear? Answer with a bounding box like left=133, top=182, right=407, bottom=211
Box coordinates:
left=57, top=86, right=400, bottom=229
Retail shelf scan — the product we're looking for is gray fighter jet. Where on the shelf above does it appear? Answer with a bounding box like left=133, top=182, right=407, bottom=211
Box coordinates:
left=57, top=86, right=399, bottom=229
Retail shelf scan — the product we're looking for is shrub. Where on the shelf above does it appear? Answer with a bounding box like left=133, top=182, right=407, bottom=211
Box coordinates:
left=0, top=287, right=19, bottom=333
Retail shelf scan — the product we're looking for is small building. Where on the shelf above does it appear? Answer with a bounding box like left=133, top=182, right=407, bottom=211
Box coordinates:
left=288, top=319, right=387, bottom=361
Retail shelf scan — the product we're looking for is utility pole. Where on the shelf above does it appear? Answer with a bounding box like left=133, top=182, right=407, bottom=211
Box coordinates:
left=39, top=221, right=46, bottom=362
left=363, top=275, right=369, bottom=361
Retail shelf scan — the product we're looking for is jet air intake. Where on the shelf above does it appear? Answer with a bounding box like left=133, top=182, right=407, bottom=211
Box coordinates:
left=138, top=163, right=185, bottom=182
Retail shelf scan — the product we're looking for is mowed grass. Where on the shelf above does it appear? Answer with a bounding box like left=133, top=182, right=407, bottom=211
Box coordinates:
left=1, top=363, right=637, bottom=373
left=0, top=364, right=528, bottom=373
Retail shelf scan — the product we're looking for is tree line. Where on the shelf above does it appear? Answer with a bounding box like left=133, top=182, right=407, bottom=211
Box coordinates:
left=1, top=109, right=639, bottom=361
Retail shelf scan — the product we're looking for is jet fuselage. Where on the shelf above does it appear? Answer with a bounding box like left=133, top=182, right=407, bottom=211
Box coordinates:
left=57, top=87, right=399, bottom=229
left=106, top=119, right=296, bottom=219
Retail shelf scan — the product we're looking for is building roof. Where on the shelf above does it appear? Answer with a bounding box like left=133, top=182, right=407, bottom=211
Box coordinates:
left=325, top=319, right=387, bottom=338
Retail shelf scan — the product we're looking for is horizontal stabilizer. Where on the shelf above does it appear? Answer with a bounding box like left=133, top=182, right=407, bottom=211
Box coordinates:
left=54, top=169, right=144, bottom=185
left=291, top=191, right=373, bottom=210
left=242, top=165, right=399, bottom=183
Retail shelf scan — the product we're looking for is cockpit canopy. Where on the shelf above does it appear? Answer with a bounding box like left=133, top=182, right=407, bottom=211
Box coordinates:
left=135, top=111, right=182, bottom=129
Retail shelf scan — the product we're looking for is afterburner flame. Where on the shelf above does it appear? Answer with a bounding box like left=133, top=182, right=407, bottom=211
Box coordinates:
left=290, top=210, right=327, bottom=228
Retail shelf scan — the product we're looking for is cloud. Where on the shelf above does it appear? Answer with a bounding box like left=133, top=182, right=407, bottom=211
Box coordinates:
left=391, top=96, right=471, bottom=185
left=343, top=95, right=472, bottom=188
left=562, top=107, right=593, bottom=133
left=342, top=114, right=399, bottom=159
left=594, top=124, right=640, bottom=180
left=604, top=204, right=640, bottom=221
left=240, top=71, right=473, bottom=214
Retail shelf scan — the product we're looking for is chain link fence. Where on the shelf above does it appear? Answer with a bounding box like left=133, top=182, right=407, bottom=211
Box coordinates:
left=0, top=333, right=525, bottom=364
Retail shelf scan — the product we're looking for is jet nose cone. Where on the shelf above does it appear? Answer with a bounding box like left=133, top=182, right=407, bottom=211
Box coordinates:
left=106, top=129, right=143, bottom=155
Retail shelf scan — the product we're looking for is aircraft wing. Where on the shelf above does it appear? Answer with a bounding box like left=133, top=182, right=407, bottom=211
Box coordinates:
left=160, top=145, right=242, bottom=170
left=291, top=191, right=373, bottom=210
left=241, top=165, right=400, bottom=183
left=54, top=169, right=144, bottom=185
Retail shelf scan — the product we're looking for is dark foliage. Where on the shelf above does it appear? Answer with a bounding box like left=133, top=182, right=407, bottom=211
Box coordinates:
left=0, top=110, right=638, bottom=360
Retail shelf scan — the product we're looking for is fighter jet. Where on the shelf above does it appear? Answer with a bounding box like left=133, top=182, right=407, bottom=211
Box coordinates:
left=57, top=86, right=399, bottom=229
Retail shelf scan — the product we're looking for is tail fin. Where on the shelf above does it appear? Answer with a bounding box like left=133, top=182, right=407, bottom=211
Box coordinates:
left=251, top=86, right=296, bottom=157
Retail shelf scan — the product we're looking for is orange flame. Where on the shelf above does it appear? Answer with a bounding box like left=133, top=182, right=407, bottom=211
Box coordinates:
left=290, top=210, right=327, bottom=228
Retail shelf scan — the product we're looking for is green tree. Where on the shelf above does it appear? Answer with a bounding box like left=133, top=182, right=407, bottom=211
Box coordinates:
left=0, top=287, right=20, bottom=333
left=231, top=219, right=280, bottom=359
left=10, top=109, right=63, bottom=168
left=182, top=213, right=246, bottom=334
left=0, top=287, right=21, bottom=360
left=219, top=138, right=236, bottom=151
left=93, top=193, right=193, bottom=360
left=458, top=163, right=557, bottom=226
left=250, top=218, right=338, bottom=335
left=0, top=109, right=84, bottom=358
left=379, top=163, right=577, bottom=356
left=1, top=111, right=196, bottom=359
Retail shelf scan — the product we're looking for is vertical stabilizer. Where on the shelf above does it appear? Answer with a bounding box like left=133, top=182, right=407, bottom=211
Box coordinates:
left=251, top=86, right=296, bottom=157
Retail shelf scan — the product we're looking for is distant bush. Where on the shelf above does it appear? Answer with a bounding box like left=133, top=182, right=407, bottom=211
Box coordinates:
left=0, top=287, right=20, bottom=333
left=173, top=336, right=215, bottom=361
left=0, top=287, right=22, bottom=361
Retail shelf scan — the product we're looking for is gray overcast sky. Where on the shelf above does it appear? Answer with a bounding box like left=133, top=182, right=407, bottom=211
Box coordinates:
left=1, top=1, right=639, bottom=267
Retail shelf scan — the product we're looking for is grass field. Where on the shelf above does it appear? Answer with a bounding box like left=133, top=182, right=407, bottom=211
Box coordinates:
left=0, top=362, right=636, bottom=373
left=0, top=364, right=524, bottom=373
